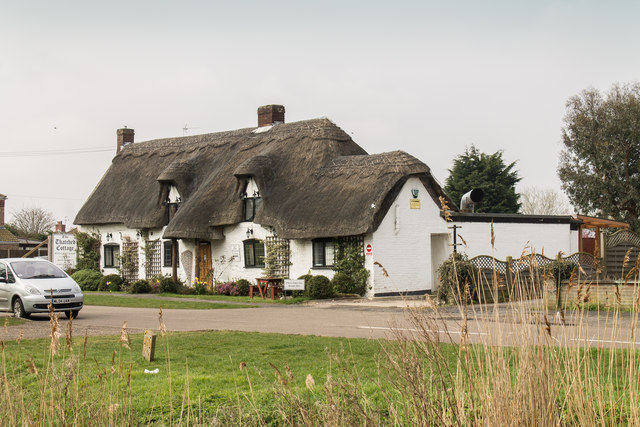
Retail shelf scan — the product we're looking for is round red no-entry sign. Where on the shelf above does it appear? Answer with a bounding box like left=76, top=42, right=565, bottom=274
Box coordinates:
left=366, top=244, right=373, bottom=255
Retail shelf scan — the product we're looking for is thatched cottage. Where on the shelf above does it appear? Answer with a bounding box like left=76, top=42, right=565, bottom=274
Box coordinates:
left=75, top=105, right=465, bottom=295
left=75, top=105, right=587, bottom=296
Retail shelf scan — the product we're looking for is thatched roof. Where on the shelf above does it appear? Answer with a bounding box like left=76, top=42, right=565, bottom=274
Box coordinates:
left=75, top=118, right=452, bottom=240
left=0, top=227, right=18, bottom=243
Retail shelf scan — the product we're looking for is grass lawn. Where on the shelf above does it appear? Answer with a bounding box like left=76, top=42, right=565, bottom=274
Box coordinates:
left=2, top=325, right=639, bottom=424
left=1, top=316, right=27, bottom=327
left=83, top=293, right=257, bottom=309
left=0, top=330, right=402, bottom=424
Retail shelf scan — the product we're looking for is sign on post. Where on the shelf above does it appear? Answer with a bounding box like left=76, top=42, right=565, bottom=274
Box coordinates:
left=284, top=279, right=305, bottom=291
left=51, top=233, right=77, bottom=270
left=143, top=330, right=157, bottom=362
left=366, top=244, right=373, bottom=256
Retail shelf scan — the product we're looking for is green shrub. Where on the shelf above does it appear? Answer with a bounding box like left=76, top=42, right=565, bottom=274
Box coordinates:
left=331, top=272, right=351, bottom=294
left=155, top=275, right=180, bottom=294
left=550, top=259, right=576, bottom=285
left=291, top=274, right=313, bottom=298
left=331, top=240, right=370, bottom=296
left=75, top=232, right=101, bottom=271
left=436, top=252, right=478, bottom=304
left=99, top=274, right=124, bottom=292
left=177, top=285, right=197, bottom=295
left=71, top=269, right=103, bottom=291
left=236, top=279, right=251, bottom=297
left=130, top=280, right=152, bottom=294
left=306, top=275, right=334, bottom=299
left=332, top=270, right=369, bottom=296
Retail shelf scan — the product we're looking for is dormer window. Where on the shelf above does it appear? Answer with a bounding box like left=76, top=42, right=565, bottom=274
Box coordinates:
left=165, top=185, right=182, bottom=222
left=167, top=185, right=181, bottom=204
left=243, top=177, right=261, bottom=222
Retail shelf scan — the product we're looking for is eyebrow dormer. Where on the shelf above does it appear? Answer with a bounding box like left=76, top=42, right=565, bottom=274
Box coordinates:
left=242, top=177, right=261, bottom=222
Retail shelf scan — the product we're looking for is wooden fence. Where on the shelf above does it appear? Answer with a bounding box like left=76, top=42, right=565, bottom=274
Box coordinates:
left=0, top=248, right=48, bottom=259
left=469, top=252, right=598, bottom=302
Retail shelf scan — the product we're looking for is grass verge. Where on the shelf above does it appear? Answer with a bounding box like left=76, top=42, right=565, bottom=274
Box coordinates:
left=1, top=316, right=27, bottom=327
left=0, top=328, right=397, bottom=424
left=157, top=293, right=311, bottom=304
left=83, top=293, right=257, bottom=309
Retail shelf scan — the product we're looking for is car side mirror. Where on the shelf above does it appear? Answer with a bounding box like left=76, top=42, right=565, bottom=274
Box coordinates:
left=0, top=277, right=6, bottom=283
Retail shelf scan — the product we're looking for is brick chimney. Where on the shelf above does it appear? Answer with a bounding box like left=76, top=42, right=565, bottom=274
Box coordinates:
left=257, top=105, right=285, bottom=127
left=55, top=221, right=66, bottom=233
left=0, top=194, right=6, bottom=227
left=117, top=127, right=135, bottom=152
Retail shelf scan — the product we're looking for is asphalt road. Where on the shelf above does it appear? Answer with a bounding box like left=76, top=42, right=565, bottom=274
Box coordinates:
left=0, top=298, right=422, bottom=341
left=1, top=297, right=639, bottom=349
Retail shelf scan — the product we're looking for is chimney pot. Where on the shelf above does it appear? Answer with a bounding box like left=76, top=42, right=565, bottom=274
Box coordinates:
left=257, top=105, right=285, bottom=127
left=0, top=194, right=6, bottom=228
left=117, top=127, right=135, bottom=152
left=55, top=221, right=66, bottom=233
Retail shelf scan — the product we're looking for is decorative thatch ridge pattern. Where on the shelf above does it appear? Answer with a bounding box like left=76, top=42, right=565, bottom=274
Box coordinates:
left=75, top=118, right=452, bottom=240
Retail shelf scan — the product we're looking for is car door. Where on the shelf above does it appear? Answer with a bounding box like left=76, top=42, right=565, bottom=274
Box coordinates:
left=0, top=262, right=10, bottom=310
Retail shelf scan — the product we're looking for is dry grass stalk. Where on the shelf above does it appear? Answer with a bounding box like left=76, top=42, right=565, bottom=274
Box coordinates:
left=305, top=374, right=315, bottom=391
left=66, top=313, right=73, bottom=352
left=26, top=356, right=38, bottom=376
left=269, top=362, right=288, bottom=387
left=490, top=219, right=495, bottom=249
left=158, top=308, right=167, bottom=336
left=119, top=321, right=131, bottom=350
left=439, top=196, right=452, bottom=222
left=374, top=261, right=389, bottom=278
left=49, top=305, right=61, bottom=356
left=82, top=328, right=88, bottom=361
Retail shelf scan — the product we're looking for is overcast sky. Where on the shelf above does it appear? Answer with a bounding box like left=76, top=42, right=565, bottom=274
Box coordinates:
left=1, top=0, right=639, bottom=227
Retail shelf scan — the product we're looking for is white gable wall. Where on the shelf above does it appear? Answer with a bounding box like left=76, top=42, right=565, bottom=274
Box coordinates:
left=371, top=177, right=448, bottom=295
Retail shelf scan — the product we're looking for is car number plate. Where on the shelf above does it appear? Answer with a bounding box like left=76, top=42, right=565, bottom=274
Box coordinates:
left=53, top=298, right=70, bottom=304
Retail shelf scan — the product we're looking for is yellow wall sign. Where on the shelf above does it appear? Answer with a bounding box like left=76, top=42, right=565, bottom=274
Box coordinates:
left=410, top=199, right=421, bottom=209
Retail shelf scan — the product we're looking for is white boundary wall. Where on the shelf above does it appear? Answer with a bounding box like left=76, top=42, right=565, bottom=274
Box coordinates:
left=453, top=221, right=579, bottom=260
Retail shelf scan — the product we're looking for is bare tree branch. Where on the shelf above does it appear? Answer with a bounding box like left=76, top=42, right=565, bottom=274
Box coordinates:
left=9, top=206, right=55, bottom=237
left=519, top=187, right=573, bottom=215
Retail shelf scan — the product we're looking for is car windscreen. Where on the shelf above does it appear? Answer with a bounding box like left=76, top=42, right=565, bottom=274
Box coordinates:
left=10, top=261, right=67, bottom=279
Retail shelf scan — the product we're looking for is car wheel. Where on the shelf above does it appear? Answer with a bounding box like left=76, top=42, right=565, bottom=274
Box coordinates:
left=13, top=298, right=29, bottom=319
left=65, top=310, right=80, bottom=319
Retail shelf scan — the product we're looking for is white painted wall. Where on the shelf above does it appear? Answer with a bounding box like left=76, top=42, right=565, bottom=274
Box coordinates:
left=289, top=239, right=335, bottom=280
left=78, top=224, right=192, bottom=282
left=371, top=177, right=449, bottom=295
left=210, top=223, right=338, bottom=284
left=210, top=222, right=272, bottom=283
left=454, top=221, right=578, bottom=260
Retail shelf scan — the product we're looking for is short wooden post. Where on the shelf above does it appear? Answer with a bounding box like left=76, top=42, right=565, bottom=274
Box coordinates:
left=506, top=256, right=513, bottom=288
left=143, top=330, right=157, bottom=362
left=555, top=254, right=562, bottom=310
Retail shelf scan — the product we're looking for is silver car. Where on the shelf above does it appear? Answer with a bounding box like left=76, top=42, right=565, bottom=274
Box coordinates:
left=0, top=258, right=84, bottom=318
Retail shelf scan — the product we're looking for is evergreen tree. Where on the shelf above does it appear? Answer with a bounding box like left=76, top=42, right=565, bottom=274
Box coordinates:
left=445, top=145, right=521, bottom=213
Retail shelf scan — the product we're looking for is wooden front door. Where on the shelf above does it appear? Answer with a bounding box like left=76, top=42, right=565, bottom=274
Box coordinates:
left=198, top=242, right=212, bottom=289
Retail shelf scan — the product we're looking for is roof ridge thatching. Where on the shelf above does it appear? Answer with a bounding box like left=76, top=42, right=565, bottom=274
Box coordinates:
left=75, top=116, right=452, bottom=240
left=118, top=118, right=349, bottom=158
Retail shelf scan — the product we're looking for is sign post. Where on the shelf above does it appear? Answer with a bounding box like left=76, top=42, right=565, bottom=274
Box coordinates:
left=50, top=233, right=77, bottom=270
left=283, top=279, right=305, bottom=299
